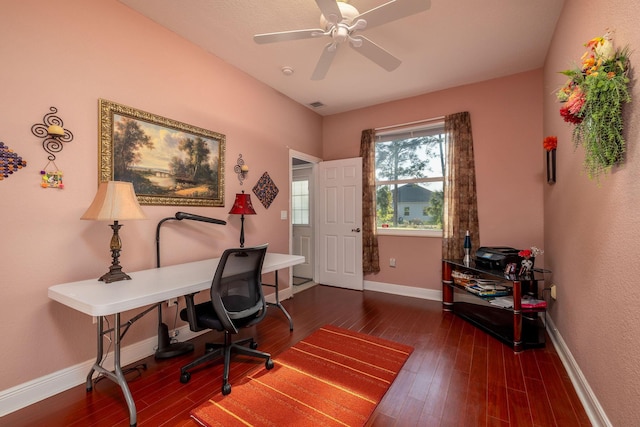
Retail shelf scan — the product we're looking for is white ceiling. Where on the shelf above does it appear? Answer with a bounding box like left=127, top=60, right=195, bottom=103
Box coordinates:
left=118, top=0, right=564, bottom=116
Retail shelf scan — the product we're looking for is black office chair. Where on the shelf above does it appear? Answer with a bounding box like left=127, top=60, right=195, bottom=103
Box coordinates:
left=178, top=244, right=274, bottom=395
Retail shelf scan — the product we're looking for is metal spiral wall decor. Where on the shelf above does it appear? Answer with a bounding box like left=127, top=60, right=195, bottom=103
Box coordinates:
left=234, top=153, right=248, bottom=185
left=32, top=106, right=73, bottom=188
left=31, top=106, right=73, bottom=161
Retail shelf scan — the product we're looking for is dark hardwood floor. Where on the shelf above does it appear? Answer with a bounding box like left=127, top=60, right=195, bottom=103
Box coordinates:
left=4, top=285, right=590, bottom=426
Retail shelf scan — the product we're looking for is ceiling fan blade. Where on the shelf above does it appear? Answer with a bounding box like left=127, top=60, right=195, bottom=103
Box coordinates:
left=311, top=43, right=338, bottom=80
left=350, top=36, right=401, bottom=71
left=315, top=0, right=342, bottom=25
left=355, top=0, right=431, bottom=30
left=254, top=28, right=324, bottom=44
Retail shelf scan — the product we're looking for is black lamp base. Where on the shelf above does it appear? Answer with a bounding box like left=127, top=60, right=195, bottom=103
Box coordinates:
left=155, top=322, right=194, bottom=359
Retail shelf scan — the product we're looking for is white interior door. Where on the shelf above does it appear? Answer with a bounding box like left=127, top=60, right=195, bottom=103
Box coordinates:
left=318, top=158, right=363, bottom=290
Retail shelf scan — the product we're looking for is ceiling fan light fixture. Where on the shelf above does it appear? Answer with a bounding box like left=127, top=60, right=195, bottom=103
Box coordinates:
left=320, top=2, right=359, bottom=29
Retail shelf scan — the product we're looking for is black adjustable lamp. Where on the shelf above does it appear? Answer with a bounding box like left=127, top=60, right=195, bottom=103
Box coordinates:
left=154, top=211, right=226, bottom=359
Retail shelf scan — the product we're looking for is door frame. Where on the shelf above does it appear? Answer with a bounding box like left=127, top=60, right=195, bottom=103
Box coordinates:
left=289, top=149, right=321, bottom=284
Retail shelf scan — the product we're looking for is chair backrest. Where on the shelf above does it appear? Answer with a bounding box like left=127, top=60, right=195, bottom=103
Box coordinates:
left=210, top=244, right=268, bottom=334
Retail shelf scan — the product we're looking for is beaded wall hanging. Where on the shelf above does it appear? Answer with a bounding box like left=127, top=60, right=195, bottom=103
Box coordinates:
left=0, top=141, right=27, bottom=181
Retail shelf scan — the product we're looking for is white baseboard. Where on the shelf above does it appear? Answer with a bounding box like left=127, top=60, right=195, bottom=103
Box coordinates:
left=0, top=323, right=204, bottom=417
left=544, top=315, right=611, bottom=427
left=364, top=280, right=443, bottom=301
left=1, top=282, right=609, bottom=426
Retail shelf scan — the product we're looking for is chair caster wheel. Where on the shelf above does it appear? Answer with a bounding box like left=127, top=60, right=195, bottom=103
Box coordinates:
left=222, top=383, right=231, bottom=395
left=250, top=341, right=258, bottom=349
left=265, top=358, right=274, bottom=370
left=180, top=372, right=191, bottom=384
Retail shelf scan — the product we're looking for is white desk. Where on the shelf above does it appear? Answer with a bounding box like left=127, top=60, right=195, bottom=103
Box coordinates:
left=48, top=252, right=304, bottom=427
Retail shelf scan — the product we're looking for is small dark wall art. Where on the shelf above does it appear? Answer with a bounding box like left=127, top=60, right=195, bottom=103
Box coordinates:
left=252, top=172, right=279, bottom=209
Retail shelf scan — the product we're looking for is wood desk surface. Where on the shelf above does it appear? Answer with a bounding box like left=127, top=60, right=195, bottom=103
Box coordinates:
left=48, top=253, right=304, bottom=316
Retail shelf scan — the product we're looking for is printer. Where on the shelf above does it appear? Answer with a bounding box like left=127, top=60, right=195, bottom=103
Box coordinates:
left=474, top=247, right=521, bottom=270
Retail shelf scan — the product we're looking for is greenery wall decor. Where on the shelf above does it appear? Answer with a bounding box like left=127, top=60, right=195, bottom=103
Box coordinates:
left=557, top=32, right=631, bottom=179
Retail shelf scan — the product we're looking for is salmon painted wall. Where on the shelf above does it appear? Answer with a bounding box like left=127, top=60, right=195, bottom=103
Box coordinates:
left=544, top=0, right=640, bottom=424
left=0, top=0, right=322, bottom=391
left=323, top=70, right=545, bottom=290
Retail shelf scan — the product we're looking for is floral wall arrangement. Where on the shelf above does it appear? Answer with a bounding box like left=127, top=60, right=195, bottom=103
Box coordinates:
left=557, top=31, right=631, bottom=179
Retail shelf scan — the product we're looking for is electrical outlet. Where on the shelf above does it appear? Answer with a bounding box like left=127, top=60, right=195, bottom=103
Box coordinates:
left=166, top=298, right=177, bottom=307
left=550, top=284, right=557, bottom=300
left=169, top=329, right=179, bottom=338
left=389, top=258, right=396, bottom=268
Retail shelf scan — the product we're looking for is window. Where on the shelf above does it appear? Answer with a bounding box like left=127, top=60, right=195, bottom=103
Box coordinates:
left=375, top=121, right=446, bottom=235
left=291, top=179, right=309, bottom=225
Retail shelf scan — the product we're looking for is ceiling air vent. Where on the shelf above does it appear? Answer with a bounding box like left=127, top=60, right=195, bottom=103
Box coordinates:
left=309, top=101, right=324, bottom=108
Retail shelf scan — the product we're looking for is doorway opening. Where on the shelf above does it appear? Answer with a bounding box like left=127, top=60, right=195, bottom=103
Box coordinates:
left=289, top=150, right=320, bottom=294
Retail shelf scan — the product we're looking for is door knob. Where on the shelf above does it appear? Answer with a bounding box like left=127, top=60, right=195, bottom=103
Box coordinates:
left=352, top=228, right=361, bottom=232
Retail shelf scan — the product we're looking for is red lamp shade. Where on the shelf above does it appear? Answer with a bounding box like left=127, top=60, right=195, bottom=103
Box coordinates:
left=229, top=191, right=256, bottom=215
left=228, top=191, right=256, bottom=248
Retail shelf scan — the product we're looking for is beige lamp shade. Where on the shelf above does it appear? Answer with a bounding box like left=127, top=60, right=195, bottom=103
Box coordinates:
left=81, top=181, right=147, bottom=221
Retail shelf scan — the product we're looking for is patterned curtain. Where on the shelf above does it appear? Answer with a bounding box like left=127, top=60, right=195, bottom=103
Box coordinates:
left=360, top=129, right=380, bottom=273
left=442, top=112, right=480, bottom=259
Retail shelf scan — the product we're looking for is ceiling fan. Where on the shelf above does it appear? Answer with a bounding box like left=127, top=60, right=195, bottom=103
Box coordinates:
left=253, top=0, right=431, bottom=80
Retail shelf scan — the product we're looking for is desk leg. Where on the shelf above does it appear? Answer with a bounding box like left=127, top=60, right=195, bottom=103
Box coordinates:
left=85, top=314, right=138, bottom=426
left=267, top=271, right=294, bottom=331
left=86, top=316, right=104, bottom=392
left=114, top=313, right=137, bottom=426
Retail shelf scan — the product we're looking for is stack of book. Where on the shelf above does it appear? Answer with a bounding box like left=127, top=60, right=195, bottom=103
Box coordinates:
left=465, top=279, right=510, bottom=297
left=489, top=296, right=547, bottom=309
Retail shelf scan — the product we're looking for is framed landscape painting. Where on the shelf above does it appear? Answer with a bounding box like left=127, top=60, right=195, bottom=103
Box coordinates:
left=98, top=99, right=225, bottom=206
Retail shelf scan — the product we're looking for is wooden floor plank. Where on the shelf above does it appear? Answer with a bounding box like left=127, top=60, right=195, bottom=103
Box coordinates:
left=4, top=285, right=590, bottom=427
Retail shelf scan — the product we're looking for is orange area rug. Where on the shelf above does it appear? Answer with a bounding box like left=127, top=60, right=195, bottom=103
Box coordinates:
left=191, top=325, right=413, bottom=426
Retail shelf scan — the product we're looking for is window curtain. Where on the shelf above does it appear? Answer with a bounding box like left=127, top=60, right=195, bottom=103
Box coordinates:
left=360, top=129, right=380, bottom=273
left=442, top=112, right=480, bottom=259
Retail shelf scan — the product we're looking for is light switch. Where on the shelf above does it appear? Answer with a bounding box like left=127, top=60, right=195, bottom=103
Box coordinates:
left=281, top=210, right=287, bottom=220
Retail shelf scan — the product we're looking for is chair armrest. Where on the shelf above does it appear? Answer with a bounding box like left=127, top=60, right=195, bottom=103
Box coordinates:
left=180, top=293, right=207, bottom=332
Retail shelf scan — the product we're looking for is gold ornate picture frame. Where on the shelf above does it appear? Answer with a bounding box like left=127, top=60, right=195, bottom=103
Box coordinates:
left=99, top=99, right=225, bottom=206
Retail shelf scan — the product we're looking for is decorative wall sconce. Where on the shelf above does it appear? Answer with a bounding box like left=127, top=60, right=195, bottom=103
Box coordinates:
left=31, top=107, right=73, bottom=189
left=543, top=136, right=557, bottom=184
left=546, top=149, right=556, bottom=184
left=234, top=154, right=249, bottom=185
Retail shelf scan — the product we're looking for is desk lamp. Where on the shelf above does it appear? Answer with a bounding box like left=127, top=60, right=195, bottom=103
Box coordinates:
left=154, top=212, right=226, bottom=359
left=81, top=181, right=147, bottom=283
left=229, top=190, right=256, bottom=248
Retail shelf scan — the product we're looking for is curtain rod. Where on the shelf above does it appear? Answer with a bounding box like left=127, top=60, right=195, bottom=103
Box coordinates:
left=375, top=116, right=445, bottom=132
